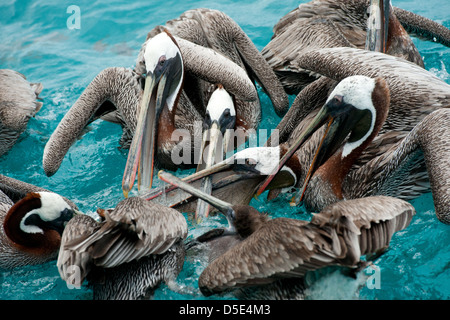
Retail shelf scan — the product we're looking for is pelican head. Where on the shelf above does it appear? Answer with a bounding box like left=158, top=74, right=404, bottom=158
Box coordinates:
left=195, top=85, right=236, bottom=222
left=200, top=85, right=236, bottom=164
left=256, top=75, right=390, bottom=203
left=122, top=30, right=184, bottom=197
left=5, top=192, right=75, bottom=242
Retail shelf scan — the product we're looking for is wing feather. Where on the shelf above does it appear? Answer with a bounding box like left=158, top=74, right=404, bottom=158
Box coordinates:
left=57, top=197, right=188, bottom=285
left=199, top=196, right=415, bottom=295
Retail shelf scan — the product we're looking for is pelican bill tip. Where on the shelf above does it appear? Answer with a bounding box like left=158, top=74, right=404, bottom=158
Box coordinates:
left=158, top=170, right=176, bottom=187
left=194, top=214, right=206, bottom=225
left=255, top=184, right=266, bottom=198
left=157, top=170, right=169, bottom=186
left=289, top=194, right=300, bottom=207
left=253, top=194, right=259, bottom=200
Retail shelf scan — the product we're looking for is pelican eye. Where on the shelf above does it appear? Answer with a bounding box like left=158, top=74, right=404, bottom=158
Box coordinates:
left=332, top=95, right=344, bottom=105
left=203, top=112, right=212, bottom=131
left=159, top=56, right=166, bottom=66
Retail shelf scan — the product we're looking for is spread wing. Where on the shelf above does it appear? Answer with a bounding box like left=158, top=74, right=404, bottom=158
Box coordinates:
left=57, top=197, right=187, bottom=286
left=199, top=196, right=415, bottom=296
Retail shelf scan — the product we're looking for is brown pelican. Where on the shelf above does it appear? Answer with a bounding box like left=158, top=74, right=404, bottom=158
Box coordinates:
left=262, top=0, right=450, bottom=94
left=141, top=146, right=300, bottom=217
left=257, top=75, right=450, bottom=224
left=0, top=69, right=43, bottom=156
left=0, top=190, right=75, bottom=269
left=57, top=196, right=187, bottom=300
left=42, top=8, right=288, bottom=198
left=265, top=14, right=450, bottom=146
left=147, top=47, right=450, bottom=218
left=194, top=84, right=237, bottom=221
left=158, top=171, right=415, bottom=299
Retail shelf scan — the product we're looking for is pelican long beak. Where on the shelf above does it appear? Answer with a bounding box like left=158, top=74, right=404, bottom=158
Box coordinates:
left=197, top=122, right=225, bottom=173
left=256, top=95, right=368, bottom=203
left=144, top=146, right=295, bottom=209
left=158, top=170, right=236, bottom=225
left=195, top=121, right=227, bottom=222
left=122, top=60, right=182, bottom=197
left=365, top=0, right=391, bottom=52
left=122, top=73, right=161, bottom=197
left=255, top=106, right=332, bottom=198
left=142, top=157, right=234, bottom=201
left=195, top=86, right=235, bottom=222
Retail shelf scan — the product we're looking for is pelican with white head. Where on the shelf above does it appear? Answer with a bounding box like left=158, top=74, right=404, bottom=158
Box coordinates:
left=195, top=85, right=236, bottom=222
left=122, top=30, right=184, bottom=197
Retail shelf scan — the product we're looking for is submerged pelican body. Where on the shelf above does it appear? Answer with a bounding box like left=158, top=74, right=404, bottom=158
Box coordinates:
left=0, top=69, right=43, bottom=157
left=42, top=8, right=288, bottom=198
left=159, top=171, right=415, bottom=299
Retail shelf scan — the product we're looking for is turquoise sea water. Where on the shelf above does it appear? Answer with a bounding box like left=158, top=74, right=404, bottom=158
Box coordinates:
left=0, top=0, right=449, bottom=300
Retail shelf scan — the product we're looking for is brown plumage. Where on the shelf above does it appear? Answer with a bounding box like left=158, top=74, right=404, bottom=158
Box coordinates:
left=57, top=197, right=188, bottom=300
left=259, top=73, right=450, bottom=224
left=270, top=46, right=450, bottom=146
left=158, top=171, right=415, bottom=299
left=0, top=69, right=43, bottom=156
left=262, top=0, right=450, bottom=94
left=198, top=197, right=414, bottom=298
left=43, top=8, right=288, bottom=180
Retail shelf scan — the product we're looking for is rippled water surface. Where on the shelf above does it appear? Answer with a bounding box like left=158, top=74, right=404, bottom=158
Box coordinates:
left=0, top=0, right=449, bottom=300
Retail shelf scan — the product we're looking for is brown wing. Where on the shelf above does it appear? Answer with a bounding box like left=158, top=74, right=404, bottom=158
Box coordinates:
left=57, top=214, right=99, bottom=287
left=84, top=198, right=187, bottom=268
left=347, top=109, right=450, bottom=224
left=311, top=196, right=416, bottom=258
left=199, top=196, right=415, bottom=295
left=57, top=197, right=188, bottom=286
